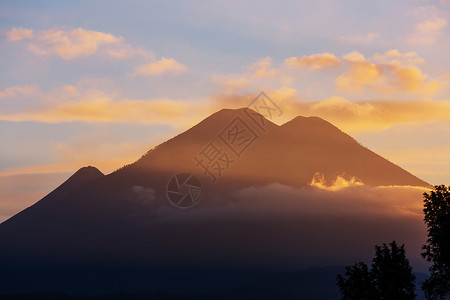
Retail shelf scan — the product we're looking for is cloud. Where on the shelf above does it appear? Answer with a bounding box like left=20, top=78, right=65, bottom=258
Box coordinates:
left=132, top=186, right=157, bottom=207
left=150, top=182, right=429, bottom=268
left=0, top=98, right=196, bottom=124
left=408, top=18, right=447, bottom=45
left=211, top=74, right=249, bottom=92
left=0, top=85, right=39, bottom=98
left=231, top=182, right=428, bottom=219
left=211, top=57, right=292, bottom=94
left=284, top=53, right=340, bottom=70
left=342, top=51, right=367, bottom=63
left=309, top=172, right=363, bottom=191
left=27, top=28, right=121, bottom=60
left=6, top=27, right=33, bottom=41
left=337, top=58, right=382, bottom=93
left=6, top=27, right=154, bottom=60
left=371, top=49, right=425, bottom=65
left=132, top=57, right=187, bottom=76
left=0, top=80, right=210, bottom=128
left=407, top=6, right=447, bottom=45
left=1, top=57, right=448, bottom=134
left=106, top=45, right=153, bottom=59
left=211, top=89, right=450, bottom=133
left=337, top=50, right=446, bottom=95
left=247, top=57, right=280, bottom=79
left=337, top=33, right=380, bottom=45
left=212, top=50, right=443, bottom=98
left=289, top=97, right=450, bottom=132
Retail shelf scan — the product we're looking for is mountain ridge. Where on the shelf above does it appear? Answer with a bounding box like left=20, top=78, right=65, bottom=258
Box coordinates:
left=0, top=107, right=432, bottom=294
left=0, top=107, right=430, bottom=228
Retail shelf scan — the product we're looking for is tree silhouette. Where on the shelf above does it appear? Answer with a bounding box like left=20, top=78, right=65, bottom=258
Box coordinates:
left=421, top=185, right=450, bottom=299
left=337, top=262, right=376, bottom=299
left=371, top=241, right=416, bottom=299
left=337, top=241, right=416, bottom=300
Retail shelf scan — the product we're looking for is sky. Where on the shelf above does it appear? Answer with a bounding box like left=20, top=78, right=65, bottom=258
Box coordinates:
left=1, top=0, right=450, bottom=222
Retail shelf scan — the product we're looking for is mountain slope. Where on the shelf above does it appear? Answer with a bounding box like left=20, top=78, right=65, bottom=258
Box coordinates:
left=0, top=108, right=431, bottom=294
left=0, top=166, right=104, bottom=233
left=106, top=107, right=428, bottom=200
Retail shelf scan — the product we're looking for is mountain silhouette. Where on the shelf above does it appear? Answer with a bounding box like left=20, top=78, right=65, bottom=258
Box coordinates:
left=0, top=108, right=430, bottom=295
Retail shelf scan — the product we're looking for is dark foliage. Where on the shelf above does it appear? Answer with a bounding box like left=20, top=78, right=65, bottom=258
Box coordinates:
left=421, top=185, right=450, bottom=299
left=337, top=241, right=416, bottom=300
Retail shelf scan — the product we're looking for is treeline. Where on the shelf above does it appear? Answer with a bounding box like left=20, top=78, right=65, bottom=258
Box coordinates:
left=337, top=185, right=450, bottom=300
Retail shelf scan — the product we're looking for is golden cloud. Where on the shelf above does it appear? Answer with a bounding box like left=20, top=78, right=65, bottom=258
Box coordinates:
left=132, top=57, right=187, bottom=76
left=288, top=97, right=450, bottom=132
left=337, top=50, right=446, bottom=95
left=284, top=53, right=340, bottom=70
left=212, top=51, right=442, bottom=98
left=0, top=85, right=39, bottom=98
left=211, top=57, right=293, bottom=93
left=336, top=60, right=383, bottom=92
left=7, top=27, right=154, bottom=60
left=211, top=88, right=450, bottom=133
left=407, top=6, right=447, bottom=45
left=211, top=74, right=249, bottom=92
left=27, top=28, right=121, bottom=59
left=371, top=49, right=425, bottom=65
left=0, top=99, right=192, bottom=123
left=106, top=45, right=153, bottom=59
left=6, top=27, right=33, bottom=41
left=247, top=57, right=280, bottom=79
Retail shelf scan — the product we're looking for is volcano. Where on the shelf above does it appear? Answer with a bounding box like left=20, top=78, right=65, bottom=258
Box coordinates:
left=0, top=108, right=430, bottom=295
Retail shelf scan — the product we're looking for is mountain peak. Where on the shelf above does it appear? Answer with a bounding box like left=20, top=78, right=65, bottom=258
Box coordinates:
left=282, top=115, right=333, bottom=128
left=73, top=166, right=104, bottom=178
left=188, top=107, right=278, bottom=136
left=213, top=107, right=265, bottom=119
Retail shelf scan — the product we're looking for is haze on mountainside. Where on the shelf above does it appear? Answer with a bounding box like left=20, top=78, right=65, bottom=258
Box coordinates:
left=0, top=108, right=432, bottom=294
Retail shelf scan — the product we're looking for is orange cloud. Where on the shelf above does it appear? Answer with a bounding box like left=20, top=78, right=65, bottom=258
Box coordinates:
left=284, top=53, right=340, bottom=70
left=132, top=58, right=187, bottom=76
left=0, top=96, right=210, bottom=131
left=211, top=74, right=249, bottom=92
left=211, top=57, right=293, bottom=94
left=26, top=28, right=121, bottom=59
left=310, top=172, right=363, bottom=191
left=337, top=50, right=446, bottom=95
left=0, top=80, right=210, bottom=129
left=371, top=49, right=425, bottom=65
left=407, top=6, right=447, bottom=45
left=336, top=60, right=382, bottom=92
left=211, top=90, right=450, bottom=132
left=6, top=27, right=33, bottom=41
left=106, top=45, right=153, bottom=59
left=289, top=97, right=450, bottom=132
left=247, top=57, right=280, bottom=79
left=1, top=99, right=182, bottom=122
left=0, top=85, right=39, bottom=98
left=7, top=27, right=154, bottom=60
left=408, top=17, right=447, bottom=45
